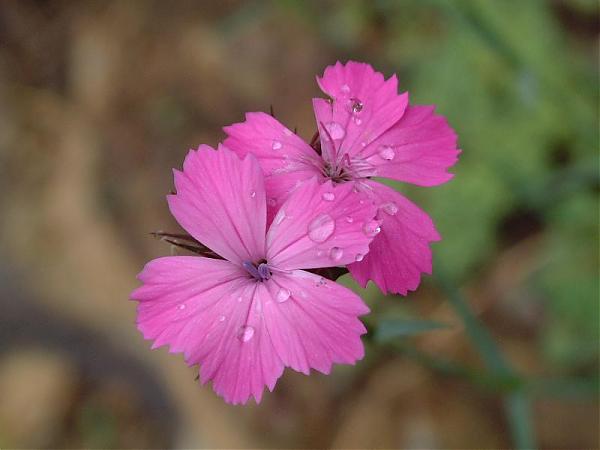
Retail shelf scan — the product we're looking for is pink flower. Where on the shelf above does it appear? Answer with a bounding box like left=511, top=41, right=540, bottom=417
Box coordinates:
left=224, top=61, right=460, bottom=295
left=131, top=145, right=379, bottom=404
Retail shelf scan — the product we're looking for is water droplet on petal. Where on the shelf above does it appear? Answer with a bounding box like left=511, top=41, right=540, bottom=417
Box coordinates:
left=276, top=288, right=291, bottom=303
left=308, top=213, right=335, bottom=243
left=340, top=84, right=351, bottom=94
left=345, top=216, right=354, bottom=223
left=322, top=192, right=335, bottom=201
left=329, top=247, right=344, bottom=261
left=218, top=315, right=226, bottom=322
left=354, top=117, right=362, bottom=125
left=237, top=325, right=255, bottom=342
left=274, top=209, right=286, bottom=225
left=255, top=301, right=263, bottom=313
left=326, top=122, right=345, bottom=140
left=355, top=253, right=364, bottom=262
left=381, top=202, right=398, bottom=216
left=178, top=304, right=186, bottom=310
left=268, top=198, right=277, bottom=207
left=363, top=220, right=381, bottom=237
left=250, top=191, right=256, bottom=198
left=378, top=145, right=395, bottom=161
left=237, top=296, right=243, bottom=303
left=272, top=140, right=282, bottom=150
left=351, top=98, right=363, bottom=113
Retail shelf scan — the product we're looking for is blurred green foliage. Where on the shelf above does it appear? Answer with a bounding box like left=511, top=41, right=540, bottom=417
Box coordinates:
left=279, top=0, right=598, bottom=375
left=299, top=2, right=598, bottom=445
left=332, top=0, right=599, bottom=370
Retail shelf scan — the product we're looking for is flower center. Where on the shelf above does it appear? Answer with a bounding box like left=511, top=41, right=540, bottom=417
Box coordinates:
left=242, top=259, right=271, bottom=281
left=321, top=153, right=378, bottom=183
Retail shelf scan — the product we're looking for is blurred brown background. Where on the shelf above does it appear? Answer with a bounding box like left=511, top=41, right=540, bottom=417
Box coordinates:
left=0, top=0, right=598, bottom=448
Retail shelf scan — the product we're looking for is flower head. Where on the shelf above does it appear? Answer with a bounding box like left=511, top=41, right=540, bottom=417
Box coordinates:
left=131, top=145, right=379, bottom=404
left=224, top=61, right=460, bottom=295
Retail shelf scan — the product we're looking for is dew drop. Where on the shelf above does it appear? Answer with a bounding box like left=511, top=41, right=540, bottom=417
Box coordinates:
left=345, top=216, right=354, bottom=223
left=272, top=140, right=282, bottom=150
left=218, top=315, right=226, bottom=322
left=255, top=301, right=263, bottom=313
left=237, top=296, right=243, bottom=303
left=381, top=202, right=398, bottom=216
left=268, top=198, right=277, bottom=207
left=351, top=98, right=363, bottom=113
left=308, top=213, right=335, bottom=243
left=354, top=117, right=362, bottom=125
left=378, top=145, right=395, bottom=161
left=326, top=122, right=346, bottom=140
left=250, top=191, right=256, bottom=198
left=322, top=192, right=335, bottom=201
left=276, top=288, right=291, bottom=303
left=329, top=247, right=344, bottom=261
left=178, top=304, right=186, bottom=310
left=340, top=84, right=351, bottom=94
left=363, top=220, right=381, bottom=237
left=237, top=325, right=255, bottom=342
left=274, top=209, right=286, bottom=225
left=355, top=253, right=364, bottom=262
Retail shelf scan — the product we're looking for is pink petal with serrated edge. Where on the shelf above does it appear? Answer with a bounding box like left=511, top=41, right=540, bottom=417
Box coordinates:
left=313, top=61, right=409, bottom=162
left=132, top=257, right=285, bottom=405
left=361, top=105, right=461, bottom=186
left=223, top=112, right=323, bottom=223
left=348, top=180, right=441, bottom=295
left=261, top=270, right=369, bottom=375
left=167, top=145, right=266, bottom=264
left=266, top=178, right=378, bottom=270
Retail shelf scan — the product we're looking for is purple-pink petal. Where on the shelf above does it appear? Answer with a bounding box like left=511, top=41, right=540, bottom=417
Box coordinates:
left=314, top=60, right=409, bottom=161
left=132, top=256, right=282, bottom=404
left=261, top=270, right=369, bottom=375
left=348, top=180, right=441, bottom=295
left=267, top=178, right=379, bottom=270
left=361, top=105, right=461, bottom=186
left=168, top=145, right=267, bottom=264
left=132, top=256, right=370, bottom=404
left=223, top=112, right=323, bottom=223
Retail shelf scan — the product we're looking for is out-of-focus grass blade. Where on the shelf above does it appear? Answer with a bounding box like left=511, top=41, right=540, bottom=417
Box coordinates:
left=504, top=392, right=536, bottom=450
left=435, top=267, right=536, bottom=450
left=375, top=318, right=450, bottom=343
left=436, top=269, right=511, bottom=375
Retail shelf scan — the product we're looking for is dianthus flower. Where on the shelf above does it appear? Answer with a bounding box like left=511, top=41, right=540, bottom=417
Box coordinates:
left=224, top=61, right=460, bottom=295
left=131, top=145, right=379, bottom=404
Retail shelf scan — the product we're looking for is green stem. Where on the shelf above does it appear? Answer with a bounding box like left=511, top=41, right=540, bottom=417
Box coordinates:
left=435, top=269, right=537, bottom=450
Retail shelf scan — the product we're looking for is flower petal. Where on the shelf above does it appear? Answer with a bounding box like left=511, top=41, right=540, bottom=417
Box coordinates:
left=361, top=105, right=461, bottom=186
left=261, top=270, right=369, bottom=375
left=267, top=178, right=378, bottom=270
left=348, top=181, right=441, bottom=295
left=223, top=112, right=323, bottom=222
left=168, top=145, right=266, bottom=264
left=131, top=256, right=285, bottom=405
left=314, top=61, right=409, bottom=162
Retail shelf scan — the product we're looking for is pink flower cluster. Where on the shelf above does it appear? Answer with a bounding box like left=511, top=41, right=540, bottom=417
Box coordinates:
left=131, top=61, right=460, bottom=404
